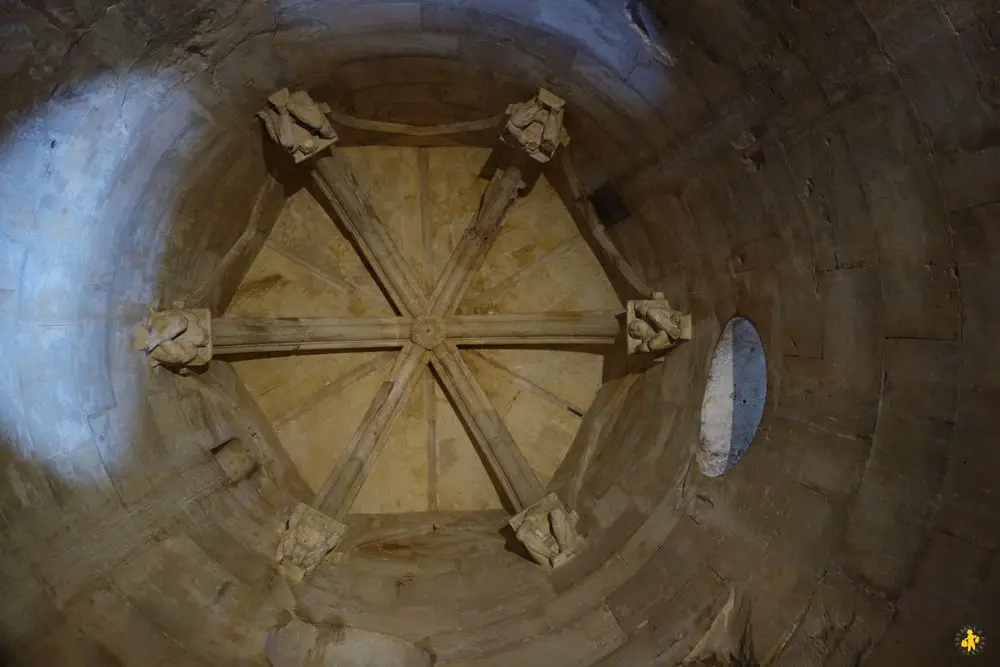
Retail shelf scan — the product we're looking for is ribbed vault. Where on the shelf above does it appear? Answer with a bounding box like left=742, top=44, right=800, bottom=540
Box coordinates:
left=0, top=1, right=998, bottom=665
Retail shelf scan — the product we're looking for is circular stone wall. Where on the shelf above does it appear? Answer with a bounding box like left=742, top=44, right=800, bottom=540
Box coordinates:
left=0, top=1, right=998, bottom=665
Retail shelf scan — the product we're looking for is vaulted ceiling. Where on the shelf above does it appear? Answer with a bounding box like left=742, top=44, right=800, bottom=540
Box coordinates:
left=0, top=1, right=997, bottom=665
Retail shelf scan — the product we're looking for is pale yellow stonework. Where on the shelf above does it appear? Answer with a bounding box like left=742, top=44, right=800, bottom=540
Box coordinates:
left=228, top=146, right=617, bottom=513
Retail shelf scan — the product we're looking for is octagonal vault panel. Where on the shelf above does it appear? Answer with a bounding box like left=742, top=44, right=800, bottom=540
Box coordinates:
left=226, top=146, right=617, bottom=513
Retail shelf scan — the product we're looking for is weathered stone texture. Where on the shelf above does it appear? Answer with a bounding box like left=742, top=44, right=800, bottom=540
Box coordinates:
left=0, top=0, right=998, bottom=664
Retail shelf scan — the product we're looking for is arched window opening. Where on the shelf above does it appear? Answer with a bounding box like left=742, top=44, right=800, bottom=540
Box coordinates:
left=698, top=317, right=767, bottom=477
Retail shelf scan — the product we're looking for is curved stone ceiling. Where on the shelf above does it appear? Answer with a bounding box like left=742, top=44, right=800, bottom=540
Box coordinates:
left=224, top=144, right=620, bottom=514
left=0, top=1, right=997, bottom=666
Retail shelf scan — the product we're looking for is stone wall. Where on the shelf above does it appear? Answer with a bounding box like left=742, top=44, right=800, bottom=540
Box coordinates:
left=0, top=0, right=997, bottom=665
left=584, top=1, right=999, bottom=664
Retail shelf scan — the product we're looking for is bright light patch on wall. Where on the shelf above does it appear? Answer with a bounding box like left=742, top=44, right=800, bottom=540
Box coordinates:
left=0, top=72, right=184, bottom=484
left=698, top=317, right=766, bottom=477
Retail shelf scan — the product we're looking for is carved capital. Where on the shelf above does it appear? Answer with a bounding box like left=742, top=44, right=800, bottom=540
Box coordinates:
left=626, top=298, right=692, bottom=355
left=275, top=503, right=347, bottom=581
left=257, top=89, right=338, bottom=163
left=141, top=309, right=212, bottom=368
left=503, top=88, right=569, bottom=163
left=509, top=493, right=583, bottom=569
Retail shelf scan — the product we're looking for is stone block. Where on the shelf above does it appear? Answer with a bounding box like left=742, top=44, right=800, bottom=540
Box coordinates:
left=17, top=324, right=93, bottom=460
left=842, top=466, right=935, bottom=594
left=0, top=542, right=64, bottom=647
left=958, top=266, right=1000, bottom=390
left=267, top=619, right=433, bottom=667
left=43, top=444, right=120, bottom=515
left=935, top=429, right=1000, bottom=549
left=276, top=504, right=347, bottom=581
left=626, top=59, right=711, bottom=138
left=953, top=203, right=1000, bottom=266
left=785, top=123, right=878, bottom=272
left=440, top=605, right=625, bottom=667
left=866, top=416, right=952, bottom=495
left=865, top=531, right=991, bottom=665
left=606, top=516, right=711, bottom=632
left=427, top=5, right=577, bottom=75
left=768, top=414, right=869, bottom=498
left=746, top=486, right=842, bottom=654
left=109, top=531, right=270, bottom=665
left=840, top=89, right=954, bottom=256
left=819, top=267, right=883, bottom=395
left=604, top=564, right=727, bottom=666
left=880, top=260, right=961, bottom=340
left=884, top=338, right=959, bottom=419
left=194, top=480, right=282, bottom=560
left=536, top=0, right=642, bottom=77
left=938, top=0, right=1000, bottom=29
left=770, top=567, right=893, bottom=667
left=776, top=376, right=880, bottom=445
left=549, top=503, right=644, bottom=593
left=863, top=340, right=957, bottom=494
left=568, top=53, right=673, bottom=147
left=181, top=501, right=276, bottom=588
left=211, top=437, right=258, bottom=484
left=939, top=147, right=1000, bottom=211
left=974, top=549, right=1000, bottom=629
left=67, top=584, right=205, bottom=666
left=296, top=1, right=422, bottom=35
left=857, top=0, right=952, bottom=59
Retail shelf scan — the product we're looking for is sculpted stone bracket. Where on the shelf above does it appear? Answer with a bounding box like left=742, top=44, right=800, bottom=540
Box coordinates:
left=503, top=88, right=569, bottom=164
left=626, top=293, right=692, bottom=356
left=257, top=89, right=339, bottom=163
left=139, top=308, right=212, bottom=368
left=509, top=492, right=584, bottom=569
left=483, top=88, right=571, bottom=192
left=275, top=503, right=347, bottom=581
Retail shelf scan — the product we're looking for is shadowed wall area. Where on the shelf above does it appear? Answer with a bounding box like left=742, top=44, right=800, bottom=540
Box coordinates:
left=1, top=0, right=998, bottom=665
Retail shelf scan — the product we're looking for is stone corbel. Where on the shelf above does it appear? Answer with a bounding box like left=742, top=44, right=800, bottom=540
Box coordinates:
left=509, top=492, right=584, bottom=569
left=275, top=503, right=347, bottom=581
left=626, top=292, right=692, bottom=356
left=482, top=88, right=571, bottom=193
left=257, top=89, right=339, bottom=163
left=139, top=308, right=212, bottom=369
left=503, top=88, right=570, bottom=164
